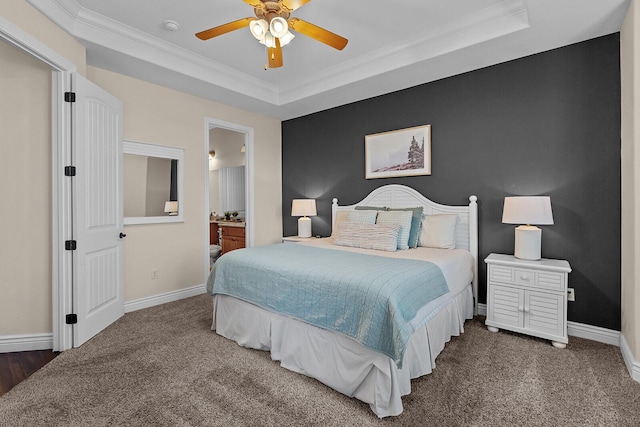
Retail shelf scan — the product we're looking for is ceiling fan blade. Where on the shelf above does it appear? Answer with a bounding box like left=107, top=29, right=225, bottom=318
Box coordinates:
left=288, top=18, right=348, bottom=50
left=196, top=17, right=254, bottom=40
left=268, top=38, right=283, bottom=68
left=242, top=0, right=265, bottom=7
left=280, top=0, right=312, bottom=12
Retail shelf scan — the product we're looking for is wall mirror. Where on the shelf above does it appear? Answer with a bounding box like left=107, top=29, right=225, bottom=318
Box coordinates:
left=123, top=140, right=184, bottom=225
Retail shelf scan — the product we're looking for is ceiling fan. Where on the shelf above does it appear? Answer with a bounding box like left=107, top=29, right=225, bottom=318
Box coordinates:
left=196, top=0, right=348, bottom=69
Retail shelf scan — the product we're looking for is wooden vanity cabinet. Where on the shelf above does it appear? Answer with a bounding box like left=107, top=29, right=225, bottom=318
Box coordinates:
left=220, top=225, right=245, bottom=254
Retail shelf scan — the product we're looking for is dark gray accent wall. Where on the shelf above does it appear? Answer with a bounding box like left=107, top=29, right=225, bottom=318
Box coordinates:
left=282, top=34, right=621, bottom=331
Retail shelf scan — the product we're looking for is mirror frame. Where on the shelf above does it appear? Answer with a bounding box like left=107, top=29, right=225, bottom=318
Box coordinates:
left=123, top=140, right=184, bottom=225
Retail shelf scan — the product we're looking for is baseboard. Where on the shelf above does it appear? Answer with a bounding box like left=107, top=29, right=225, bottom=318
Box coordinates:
left=0, top=285, right=207, bottom=354
left=567, top=321, right=620, bottom=346
left=477, top=302, right=487, bottom=316
left=620, top=334, right=640, bottom=383
left=124, top=283, right=207, bottom=313
left=0, top=333, right=53, bottom=353
left=476, top=303, right=621, bottom=346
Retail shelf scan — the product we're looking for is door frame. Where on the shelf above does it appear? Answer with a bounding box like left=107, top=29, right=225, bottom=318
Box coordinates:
left=204, top=117, right=254, bottom=280
left=0, top=17, right=76, bottom=351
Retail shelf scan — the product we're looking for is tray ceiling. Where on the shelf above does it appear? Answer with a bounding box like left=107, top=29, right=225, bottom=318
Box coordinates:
left=29, top=0, right=630, bottom=119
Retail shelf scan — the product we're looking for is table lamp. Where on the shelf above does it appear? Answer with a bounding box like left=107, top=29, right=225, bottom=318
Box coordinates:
left=291, top=199, right=317, bottom=238
left=502, top=196, right=553, bottom=260
left=164, top=201, right=178, bottom=216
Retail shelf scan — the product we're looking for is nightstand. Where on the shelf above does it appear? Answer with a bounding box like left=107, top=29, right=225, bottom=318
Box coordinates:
left=282, top=236, right=313, bottom=243
left=484, top=253, right=572, bottom=348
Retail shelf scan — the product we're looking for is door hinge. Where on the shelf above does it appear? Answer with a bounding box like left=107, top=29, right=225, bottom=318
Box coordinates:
left=65, top=314, right=78, bottom=324
left=65, top=240, right=77, bottom=251
left=64, top=92, right=76, bottom=103
left=64, top=166, right=76, bottom=177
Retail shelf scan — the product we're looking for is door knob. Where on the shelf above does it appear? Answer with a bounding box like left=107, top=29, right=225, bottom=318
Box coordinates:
left=119, top=233, right=127, bottom=239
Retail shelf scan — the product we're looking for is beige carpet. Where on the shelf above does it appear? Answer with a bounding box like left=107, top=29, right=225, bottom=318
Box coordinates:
left=1, top=294, right=639, bottom=426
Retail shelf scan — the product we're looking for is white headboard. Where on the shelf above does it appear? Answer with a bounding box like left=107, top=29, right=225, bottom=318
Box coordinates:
left=331, top=184, right=478, bottom=314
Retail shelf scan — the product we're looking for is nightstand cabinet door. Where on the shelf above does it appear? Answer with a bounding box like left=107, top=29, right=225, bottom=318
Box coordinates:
left=525, top=291, right=565, bottom=338
left=488, top=285, right=524, bottom=328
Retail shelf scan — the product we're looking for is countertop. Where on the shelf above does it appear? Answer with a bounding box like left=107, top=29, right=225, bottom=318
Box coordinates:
left=210, top=219, right=245, bottom=228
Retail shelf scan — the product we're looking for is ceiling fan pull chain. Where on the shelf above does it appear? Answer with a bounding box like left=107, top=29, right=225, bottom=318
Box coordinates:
left=264, top=45, right=268, bottom=70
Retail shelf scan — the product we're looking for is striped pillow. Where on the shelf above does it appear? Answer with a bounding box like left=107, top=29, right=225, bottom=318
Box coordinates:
left=333, top=223, right=400, bottom=252
left=376, top=210, right=413, bottom=250
left=346, top=210, right=378, bottom=224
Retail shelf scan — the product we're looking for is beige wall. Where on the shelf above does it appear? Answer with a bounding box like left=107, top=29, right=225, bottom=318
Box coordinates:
left=86, top=66, right=282, bottom=302
left=0, top=0, right=86, bottom=74
left=0, top=39, right=52, bottom=335
left=1, top=1, right=282, bottom=337
left=621, top=0, right=640, bottom=362
left=0, top=0, right=87, bottom=338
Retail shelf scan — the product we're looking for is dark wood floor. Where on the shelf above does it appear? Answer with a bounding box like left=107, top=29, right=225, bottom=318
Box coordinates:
left=0, top=350, right=58, bottom=397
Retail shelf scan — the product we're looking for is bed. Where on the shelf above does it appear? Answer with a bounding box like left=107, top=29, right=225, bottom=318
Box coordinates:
left=207, top=184, right=478, bottom=417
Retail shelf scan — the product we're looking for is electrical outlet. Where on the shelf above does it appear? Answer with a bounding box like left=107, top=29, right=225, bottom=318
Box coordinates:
left=152, top=270, right=159, bottom=279
left=567, top=288, right=575, bottom=301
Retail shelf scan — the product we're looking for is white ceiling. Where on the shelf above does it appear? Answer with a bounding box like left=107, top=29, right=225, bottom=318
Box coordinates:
left=29, top=0, right=630, bottom=120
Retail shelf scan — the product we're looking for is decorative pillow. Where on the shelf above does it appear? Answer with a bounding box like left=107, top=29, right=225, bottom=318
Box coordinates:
left=419, top=214, right=458, bottom=249
left=375, top=210, right=413, bottom=250
left=388, top=207, right=423, bottom=248
left=346, top=210, right=378, bottom=224
left=354, top=205, right=388, bottom=211
left=333, top=223, right=400, bottom=252
left=331, top=210, right=350, bottom=237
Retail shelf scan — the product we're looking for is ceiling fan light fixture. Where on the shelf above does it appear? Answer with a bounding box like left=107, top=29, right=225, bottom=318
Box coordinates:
left=269, top=16, right=289, bottom=38
left=279, top=31, right=295, bottom=47
left=264, top=32, right=277, bottom=48
left=249, top=19, right=268, bottom=40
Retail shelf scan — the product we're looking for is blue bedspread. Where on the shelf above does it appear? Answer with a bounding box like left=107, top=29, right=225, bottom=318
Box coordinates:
left=207, top=243, right=449, bottom=367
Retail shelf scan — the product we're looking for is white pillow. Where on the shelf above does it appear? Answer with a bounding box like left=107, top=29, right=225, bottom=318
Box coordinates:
left=376, top=210, right=413, bottom=250
left=419, top=214, right=458, bottom=249
left=346, top=210, right=378, bottom=224
left=333, top=223, right=400, bottom=252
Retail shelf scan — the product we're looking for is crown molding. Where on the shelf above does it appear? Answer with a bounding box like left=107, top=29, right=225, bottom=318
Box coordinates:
left=279, top=0, right=529, bottom=104
left=27, top=0, right=279, bottom=104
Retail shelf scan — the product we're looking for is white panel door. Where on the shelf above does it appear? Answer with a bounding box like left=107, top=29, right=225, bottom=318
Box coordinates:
left=73, top=75, right=124, bottom=346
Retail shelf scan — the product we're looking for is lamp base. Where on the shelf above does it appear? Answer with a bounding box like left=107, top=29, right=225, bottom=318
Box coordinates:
left=298, top=216, right=312, bottom=238
left=514, top=226, right=542, bottom=260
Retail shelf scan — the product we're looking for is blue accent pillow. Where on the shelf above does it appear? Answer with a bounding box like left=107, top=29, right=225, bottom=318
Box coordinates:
left=376, top=210, right=413, bottom=250
left=388, top=207, right=424, bottom=248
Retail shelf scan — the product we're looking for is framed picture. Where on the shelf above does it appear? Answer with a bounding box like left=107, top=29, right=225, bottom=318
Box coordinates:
left=365, top=124, right=431, bottom=179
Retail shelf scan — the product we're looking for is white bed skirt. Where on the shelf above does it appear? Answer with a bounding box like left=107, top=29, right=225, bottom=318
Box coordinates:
left=212, top=285, right=473, bottom=418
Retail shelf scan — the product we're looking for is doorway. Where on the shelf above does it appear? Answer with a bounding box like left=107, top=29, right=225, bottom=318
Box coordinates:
left=203, top=118, right=254, bottom=280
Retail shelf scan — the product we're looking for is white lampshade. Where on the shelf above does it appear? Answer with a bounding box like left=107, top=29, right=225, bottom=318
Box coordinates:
left=291, top=199, right=317, bottom=217
left=502, top=196, right=553, bottom=260
left=164, top=201, right=178, bottom=216
left=291, top=199, right=317, bottom=238
left=249, top=19, right=268, bottom=41
left=502, top=196, right=554, bottom=225
left=278, top=31, right=295, bottom=47
left=269, top=17, right=289, bottom=38
left=263, top=33, right=277, bottom=48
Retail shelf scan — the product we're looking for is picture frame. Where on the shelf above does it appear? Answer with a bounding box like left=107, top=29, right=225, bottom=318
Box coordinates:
left=365, top=124, right=431, bottom=179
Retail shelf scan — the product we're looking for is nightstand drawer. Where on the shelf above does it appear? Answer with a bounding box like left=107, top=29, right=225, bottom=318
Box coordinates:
left=489, top=265, right=514, bottom=283
left=489, top=265, right=564, bottom=291
left=538, top=272, right=565, bottom=290
left=513, top=269, right=535, bottom=286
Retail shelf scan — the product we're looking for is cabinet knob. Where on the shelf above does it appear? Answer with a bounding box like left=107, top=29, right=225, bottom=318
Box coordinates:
left=520, top=274, right=529, bottom=281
